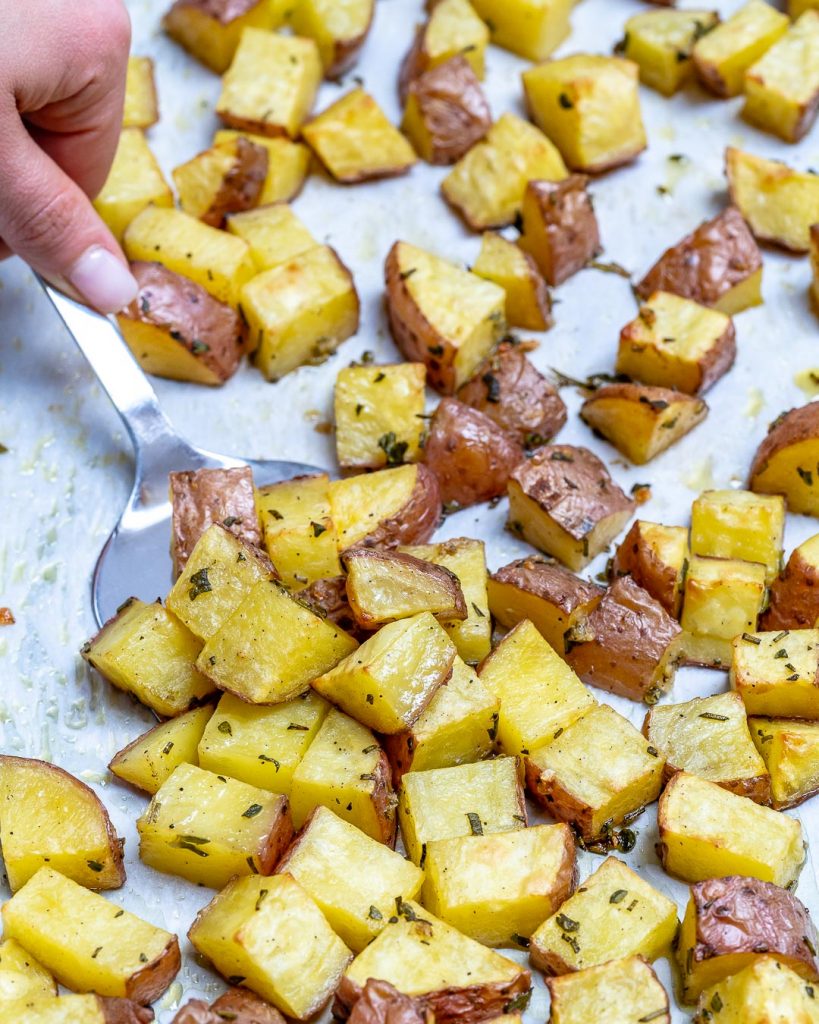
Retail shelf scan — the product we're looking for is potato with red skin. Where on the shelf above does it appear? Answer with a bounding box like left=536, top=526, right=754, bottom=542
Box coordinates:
left=761, top=533, right=819, bottom=630
left=295, top=576, right=369, bottom=640
left=402, top=57, right=491, bottom=165
left=518, top=176, right=600, bottom=287
left=163, top=0, right=284, bottom=74
left=424, top=398, right=524, bottom=508
left=611, top=521, right=689, bottom=618
left=173, top=988, right=286, bottom=1024
left=749, top=403, right=819, bottom=517
left=173, top=137, right=268, bottom=228
left=346, top=979, right=430, bottom=1024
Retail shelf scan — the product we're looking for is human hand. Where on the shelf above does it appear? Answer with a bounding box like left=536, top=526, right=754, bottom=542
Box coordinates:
left=0, top=0, right=138, bottom=313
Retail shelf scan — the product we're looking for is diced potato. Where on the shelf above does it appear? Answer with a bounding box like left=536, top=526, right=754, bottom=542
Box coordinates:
left=399, top=0, right=489, bottom=95
left=743, top=11, right=819, bottom=142
left=441, top=112, right=568, bottom=231
left=507, top=445, right=635, bottom=572
left=163, top=0, right=289, bottom=74
left=289, top=0, right=374, bottom=77
left=692, top=0, right=788, bottom=96
left=189, top=873, right=351, bottom=1019
left=547, top=956, right=671, bottom=1024
left=750, top=716, right=819, bottom=809
left=791, top=0, right=819, bottom=13
left=290, top=708, right=396, bottom=843
left=0, top=939, right=56, bottom=1006
left=109, top=704, right=213, bottom=795
left=693, top=956, right=819, bottom=1022
left=2, top=867, right=180, bottom=1003
left=382, top=656, right=498, bottom=779
left=691, top=489, right=784, bottom=583
left=518, top=175, right=600, bottom=287
left=479, top=619, right=596, bottom=756
left=397, top=757, right=526, bottom=865
left=422, top=823, right=576, bottom=947
left=173, top=138, right=268, bottom=228
left=611, top=520, right=689, bottom=618
left=469, top=0, right=571, bottom=62
left=123, top=206, right=255, bottom=306
left=276, top=807, right=423, bottom=951
left=240, top=245, right=360, bottom=380
left=731, top=628, right=819, bottom=718
left=337, top=901, right=531, bottom=1024
left=617, top=291, right=736, bottom=395
left=0, top=994, right=155, bottom=1022
left=93, top=129, right=173, bottom=243
left=216, top=28, right=322, bottom=138
left=384, top=241, right=506, bottom=394
left=334, top=363, right=426, bottom=471
left=123, top=56, right=158, bottom=129
left=529, top=857, right=678, bottom=975
left=619, top=10, right=721, bottom=96
left=523, top=55, right=647, bottom=173
left=215, top=129, right=311, bottom=205
left=657, top=771, right=805, bottom=886
left=680, top=556, right=767, bottom=668
left=227, top=203, right=316, bottom=274
left=525, top=704, right=664, bottom=840
left=749, top=403, right=819, bottom=516
left=762, top=533, right=819, bottom=630
left=82, top=597, right=214, bottom=717
left=473, top=232, right=552, bottom=331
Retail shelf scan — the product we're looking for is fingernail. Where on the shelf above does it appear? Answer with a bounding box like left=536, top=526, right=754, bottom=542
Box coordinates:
left=68, top=246, right=138, bottom=314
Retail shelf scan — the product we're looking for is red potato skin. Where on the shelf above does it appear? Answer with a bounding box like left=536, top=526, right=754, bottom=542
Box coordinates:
left=749, top=403, right=819, bottom=490
left=125, top=935, right=182, bottom=1005
left=611, top=521, right=684, bottom=618
left=522, top=176, right=601, bottom=286
left=251, top=798, right=294, bottom=875
left=490, top=556, right=605, bottom=620
left=404, top=57, right=491, bottom=165
left=202, top=138, right=268, bottom=228
left=760, top=547, right=819, bottom=630
left=172, top=988, right=286, bottom=1024
left=294, top=576, right=373, bottom=642
left=347, top=979, right=432, bottom=1024
left=166, top=0, right=263, bottom=23
left=355, top=464, right=443, bottom=550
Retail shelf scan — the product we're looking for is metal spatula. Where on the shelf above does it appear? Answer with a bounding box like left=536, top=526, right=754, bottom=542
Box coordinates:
left=40, top=279, right=323, bottom=626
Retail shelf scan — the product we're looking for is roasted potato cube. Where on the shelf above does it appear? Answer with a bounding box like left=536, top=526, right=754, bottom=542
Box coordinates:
left=109, top=704, right=213, bottom=795
left=479, top=619, right=596, bottom=755
left=547, top=956, right=671, bottom=1024
left=694, top=956, right=819, bottom=1023
left=691, top=488, right=784, bottom=583
left=680, top=556, right=767, bottom=668
left=619, top=10, right=720, bottom=96
left=523, top=55, right=647, bottom=173
left=399, top=0, right=489, bottom=99
left=123, top=56, right=158, bottom=129
left=677, top=875, right=819, bottom=1003
left=644, top=691, right=770, bottom=800
left=517, top=176, right=600, bottom=287
left=470, top=0, right=571, bottom=61
left=336, top=901, right=531, bottom=1024
left=93, top=129, right=173, bottom=243
left=743, top=11, right=819, bottom=142
left=529, top=857, right=678, bottom=975
left=457, top=341, right=567, bottom=448
left=382, top=656, right=498, bottom=779
left=401, top=537, right=491, bottom=663
left=289, top=0, right=374, bottom=77
left=384, top=241, right=506, bottom=395
left=525, top=703, right=664, bottom=841
left=762, top=533, right=819, bottom=630
left=215, top=129, right=311, bottom=205
left=240, top=244, right=360, bottom=380
left=0, top=938, right=56, bottom=1005
left=658, top=771, right=805, bottom=886
left=617, top=290, right=736, bottom=394
left=422, top=823, right=576, bottom=947
left=2, top=994, right=154, bottom=1022
left=257, top=474, right=341, bottom=589
left=488, top=556, right=604, bottom=653
left=334, top=363, right=426, bottom=471
left=508, top=445, right=635, bottom=572
left=731, top=628, right=819, bottom=718
left=750, top=716, right=819, bottom=809
left=611, top=520, right=689, bottom=617
left=693, top=0, right=788, bottom=96
left=167, top=523, right=274, bottom=641
left=189, top=872, right=352, bottom=1019
left=277, top=806, right=423, bottom=951
left=227, top=204, right=316, bottom=273
left=329, top=464, right=441, bottom=551
left=398, top=757, right=526, bottom=865
left=2, top=867, right=180, bottom=1003
left=173, top=138, right=267, bottom=228
left=581, top=384, right=707, bottom=465
left=441, top=112, right=568, bottom=231
left=473, top=232, right=552, bottom=331
left=163, top=0, right=288, bottom=74
left=198, top=579, right=358, bottom=703
left=217, top=28, right=322, bottom=138
left=124, top=205, right=255, bottom=306
left=749, top=403, right=819, bottom=515
left=726, top=147, right=819, bottom=253
left=401, top=56, right=491, bottom=166
left=118, top=262, right=246, bottom=388
left=290, top=709, right=395, bottom=842
left=82, top=597, right=214, bottom=717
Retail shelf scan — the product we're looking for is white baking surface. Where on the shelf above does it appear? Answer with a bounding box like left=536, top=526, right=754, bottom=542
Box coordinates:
left=1, top=0, right=819, bottom=1019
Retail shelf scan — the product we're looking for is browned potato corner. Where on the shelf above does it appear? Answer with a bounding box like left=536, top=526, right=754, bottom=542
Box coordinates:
left=173, top=137, right=268, bottom=228
left=173, top=987, right=286, bottom=1023
left=611, top=520, right=689, bottom=618
left=761, top=533, right=819, bottom=630
left=518, top=176, right=600, bottom=287
left=345, top=979, right=430, bottom=1024
left=294, top=575, right=367, bottom=639
left=749, top=402, right=819, bottom=516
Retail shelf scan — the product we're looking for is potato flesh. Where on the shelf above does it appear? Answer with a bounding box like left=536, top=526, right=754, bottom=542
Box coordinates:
left=693, top=0, right=788, bottom=97
left=547, top=955, right=670, bottom=1024
left=227, top=204, right=317, bottom=272
left=345, top=551, right=465, bottom=627
left=172, top=139, right=266, bottom=226
left=330, top=464, right=422, bottom=551
left=163, top=0, right=288, bottom=74
left=0, top=939, right=56, bottom=1005
left=289, top=0, right=373, bottom=75
left=750, top=716, right=819, bottom=808
left=472, top=232, right=552, bottom=331
left=0, top=993, right=146, bottom=1023
left=580, top=389, right=707, bottom=464
left=730, top=628, right=819, bottom=718
left=470, top=0, right=571, bottom=62
left=763, top=533, right=819, bottom=630
left=690, top=489, right=784, bottom=583
left=751, top=435, right=819, bottom=517
left=93, top=129, right=173, bottom=243
left=622, top=10, right=720, bottom=96
left=423, top=0, right=489, bottom=78
left=694, top=956, right=819, bottom=1023
left=611, top=520, right=689, bottom=618
left=109, top=704, right=213, bottom=795
left=214, top=130, right=311, bottom=205
left=123, top=56, right=158, bottom=129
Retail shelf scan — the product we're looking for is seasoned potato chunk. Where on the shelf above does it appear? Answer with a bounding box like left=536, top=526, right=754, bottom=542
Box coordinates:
left=289, top=0, right=374, bottom=77
left=694, top=956, right=819, bottom=1023
left=473, top=232, right=552, bottom=331
left=217, top=28, right=322, bottom=138
left=173, top=988, right=286, bottom=1024
left=277, top=807, right=423, bottom=951
left=399, top=0, right=489, bottom=98
left=749, top=403, right=819, bottom=516
left=0, top=938, right=55, bottom=1005
left=658, top=771, right=805, bottom=886
left=731, top=628, right=819, bottom=718
left=619, top=10, right=720, bottom=96
left=334, top=363, right=426, bottom=471
left=523, top=55, right=647, bottom=173
left=422, top=823, right=576, bottom=947
left=547, top=956, right=670, bottom=1024
left=93, top=129, right=172, bottom=243
left=173, top=138, right=267, bottom=228
left=692, top=0, right=788, bottom=96
left=677, top=875, right=819, bottom=1003
left=163, top=0, right=288, bottom=74
left=227, top=204, right=316, bottom=273
left=257, top=474, right=341, bottom=589
left=750, top=717, right=819, bottom=809
left=189, top=873, right=352, bottom=1019
left=525, top=703, right=664, bottom=840
left=2, top=994, right=154, bottom=1022
left=215, top=129, right=311, bottom=206
left=2, top=867, right=180, bottom=1003
left=479, top=619, right=596, bottom=756
left=611, top=520, right=689, bottom=617
left=691, top=489, right=784, bottom=583
left=529, top=857, right=678, bottom=975
left=441, top=112, right=568, bottom=231
left=398, top=757, right=525, bottom=865
left=508, top=445, right=635, bottom=572
left=518, top=176, right=600, bottom=287
left=109, top=704, right=213, bottom=795
left=124, top=56, right=158, bottom=129
left=470, top=0, right=571, bottom=61
left=762, top=533, right=819, bottom=630
left=617, top=291, right=736, bottom=395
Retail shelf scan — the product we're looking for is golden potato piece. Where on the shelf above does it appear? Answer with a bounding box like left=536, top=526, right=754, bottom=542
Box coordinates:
left=518, top=175, right=600, bottom=287
left=611, top=520, right=689, bottom=618
left=163, top=0, right=288, bottom=74
left=619, top=10, right=720, bottom=96
left=0, top=938, right=56, bottom=1005
left=399, top=0, right=489, bottom=101
left=173, top=138, right=267, bottom=228
left=227, top=203, right=316, bottom=273
left=791, top=0, right=819, bottom=14
left=692, top=0, right=788, bottom=97
left=750, top=716, right=819, bottom=809
left=762, top=533, right=819, bottom=630
left=691, top=488, right=784, bottom=584
left=470, top=0, right=571, bottom=62
left=693, top=956, right=819, bottom=1024
left=289, top=0, right=374, bottom=78
left=473, top=232, right=552, bottom=331
left=215, top=129, right=311, bottom=206
left=547, top=956, right=670, bottom=1024
left=2, top=994, right=154, bottom=1023
left=730, top=628, right=819, bottom=718
left=123, top=56, right=158, bottom=129
left=750, top=402, right=819, bottom=515
left=109, top=704, right=213, bottom=795
left=93, top=129, right=173, bottom=243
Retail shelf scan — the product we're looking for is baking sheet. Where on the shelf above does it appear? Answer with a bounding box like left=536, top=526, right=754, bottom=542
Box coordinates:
left=1, top=0, right=819, bottom=1019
